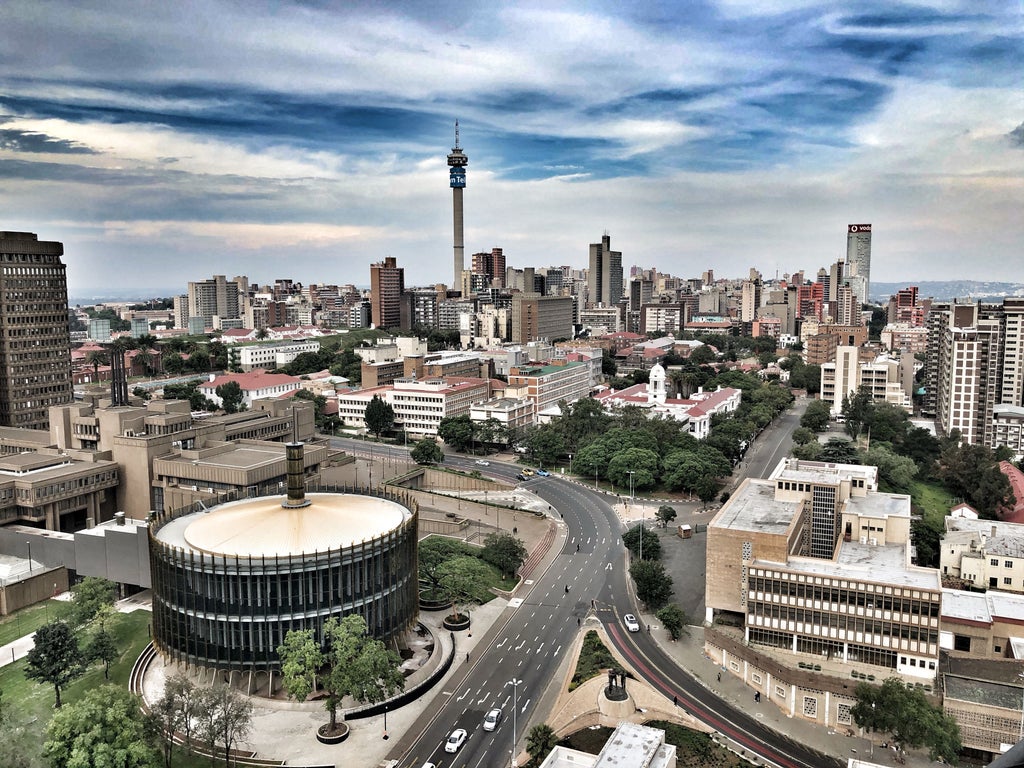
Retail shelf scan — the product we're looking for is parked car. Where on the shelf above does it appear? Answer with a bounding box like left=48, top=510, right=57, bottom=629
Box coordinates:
left=445, top=728, right=467, bottom=753
left=482, top=708, right=503, bottom=731
left=475, top=459, right=490, bottom=466
left=516, top=473, right=528, bottom=481
left=535, top=468, right=550, bottom=476
left=623, top=613, right=641, bottom=632
left=521, top=468, right=536, bottom=477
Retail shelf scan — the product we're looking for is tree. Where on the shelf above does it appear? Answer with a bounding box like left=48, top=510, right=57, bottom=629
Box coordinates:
left=437, top=556, right=492, bottom=621
left=418, top=537, right=476, bottom=596
left=656, top=604, right=689, bottom=641
left=410, top=438, right=443, bottom=465
left=630, top=559, right=673, bottom=610
left=622, top=524, right=661, bottom=561
left=187, top=348, right=211, bottom=373
left=277, top=628, right=323, bottom=704
left=43, top=685, right=160, bottom=768
left=655, top=505, right=677, bottom=528
left=215, top=380, right=245, bottom=414
left=525, top=723, right=558, bottom=767
left=851, top=678, right=960, bottom=763
left=523, top=425, right=565, bottom=468
left=437, top=414, right=475, bottom=452
left=162, top=352, right=186, bottom=374
left=861, top=445, right=918, bottom=492
left=800, top=399, right=831, bottom=432
left=70, top=576, right=117, bottom=627
left=688, top=345, right=716, bottom=366
left=318, top=615, right=404, bottom=733
left=84, top=607, right=119, bottom=680
left=364, top=394, right=395, bottom=439
left=791, top=427, right=816, bottom=445
left=85, top=349, right=108, bottom=381
left=197, top=684, right=253, bottom=767
left=607, top=446, right=660, bottom=490
left=841, top=385, right=873, bottom=439
left=820, top=438, right=859, bottom=464
left=151, top=674, right=201, bottom=768
left=938, top=441, right=1012, bottom=517
left=481, top=532, right=528, bottom=579
left=25, top=620, right=85, bottom=708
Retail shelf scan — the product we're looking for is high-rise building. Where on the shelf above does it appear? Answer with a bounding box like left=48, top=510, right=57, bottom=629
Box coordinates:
left=924, top=299, right=1024, bottom=447
left=511, top=293, right=573, bottom=344
left=471, top=248, right=505, bottom=288
left=447, top=121, right=468, bottom=294
left=187, top=275, right=243, bottom=329
left=846, top=224, right=872, bottom=305
left=369, top=256, right=405, bottom=330
left=587, top=234, right=623, bottom=308
left=0, top=231, right=73, bottom=429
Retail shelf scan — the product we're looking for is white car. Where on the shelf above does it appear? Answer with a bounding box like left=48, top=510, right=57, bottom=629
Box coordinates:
left=445, top=728, right=468, bottom=753
left=482, top=708, right=503, bottom=731
left=420, top=763, right=436, bottom=768
left=475, top=459, right=490, bottom=466
left=623, top=613, right=641, bottom=632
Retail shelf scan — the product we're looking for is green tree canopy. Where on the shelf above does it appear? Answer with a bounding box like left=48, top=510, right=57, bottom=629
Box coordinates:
left=791, top=426, right=817, bottom=445
left=607, top=446, right=660, bottom=490
left=437, top=414, right=475, bottom=452
left=364, top=394, right=395, bottom=438
left=481, top=532, right=528, bottom=579
left=523, top=424, right=565, bottom=467
left=526, top=723, right=558, bottom=767
left=630, top=559, right=673, bottom=610
left=215, top=380, right=246, bottom=413
left=70, top=576, right=117, bottom=627
left=437, top=556, right=493, bottom=621
left=44, top=686, right=160, bottom=768
left=25, top=620, right=85, bottom=708
left=851, top=678, right=961, bottom=763
left=277, top=628, right=323, bottom=703
left=622, top=524, right=661, bottom=561
left=861, top=444, right=918, bottom=492
left=656, top=604, right=689, bottom=641
left=410, top=438, right=443, bottom=465
left=418, top=537, right=476, bottom=594
left=320, top=615, right=404, bottom=731
left=800, top=399, right=831, bottom=432
left=655, top=505, right=677, bottom=528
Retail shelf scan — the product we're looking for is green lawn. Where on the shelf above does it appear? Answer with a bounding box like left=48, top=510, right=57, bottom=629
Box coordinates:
left=0, top=599, right=72, bottom=648
left=0, top=610, right=153, bottom=763
left=909, top=479, right=953, bottom=526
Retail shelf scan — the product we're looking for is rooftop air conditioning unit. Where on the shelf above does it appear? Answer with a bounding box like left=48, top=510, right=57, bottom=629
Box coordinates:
left=869, top=537, right=878, bottom=546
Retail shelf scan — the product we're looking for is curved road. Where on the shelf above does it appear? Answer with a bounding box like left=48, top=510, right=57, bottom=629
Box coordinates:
left=332, top=408, right=840, bottom=768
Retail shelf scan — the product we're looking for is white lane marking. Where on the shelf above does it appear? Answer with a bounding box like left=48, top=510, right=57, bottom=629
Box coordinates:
left=457, top=687, right=470, bottom=702
left=554, top=645, right=562, bottom=656
left=521, top=698, right=531, bottom=713
left=515, top=640, right=525, bottom=651
left=497, top=638, right=507, bottom=649
left=536, top=642, right=545, bottom=654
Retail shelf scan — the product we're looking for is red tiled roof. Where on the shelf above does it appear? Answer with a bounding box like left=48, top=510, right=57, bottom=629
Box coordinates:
left=999, top=461, right=1024, bottom=524
left=200, top=369, right=301, bottom=392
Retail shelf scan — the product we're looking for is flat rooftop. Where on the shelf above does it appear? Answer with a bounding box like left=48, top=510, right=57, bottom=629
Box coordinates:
left=712, top=479, right=796, bottom=535
left=845, top=492, right=911, bottom=518
left=770, top=542, right=939, bottom=589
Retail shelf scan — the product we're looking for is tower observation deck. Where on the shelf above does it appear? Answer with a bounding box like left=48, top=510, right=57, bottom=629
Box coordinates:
left=447, top=121, right=468, bottom=294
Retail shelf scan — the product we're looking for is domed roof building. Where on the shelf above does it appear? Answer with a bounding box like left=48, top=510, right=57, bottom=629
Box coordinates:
left=148, top=443, right=418, bottom=690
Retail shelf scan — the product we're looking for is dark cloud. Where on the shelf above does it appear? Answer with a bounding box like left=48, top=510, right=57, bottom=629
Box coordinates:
left=839, top=10, right=986, bottom=28
left=0, top=128, right=96, bottom=154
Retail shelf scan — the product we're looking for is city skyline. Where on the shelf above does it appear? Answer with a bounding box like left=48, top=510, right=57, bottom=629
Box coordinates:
left=1, top=1, right=1022, bottom=296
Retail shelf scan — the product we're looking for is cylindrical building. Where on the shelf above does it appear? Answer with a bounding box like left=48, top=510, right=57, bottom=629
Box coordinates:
left=148, top=486, right=418, bottom=680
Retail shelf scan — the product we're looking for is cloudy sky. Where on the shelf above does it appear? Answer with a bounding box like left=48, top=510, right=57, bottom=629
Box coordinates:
left=1, top=1, right=1021, bottom=299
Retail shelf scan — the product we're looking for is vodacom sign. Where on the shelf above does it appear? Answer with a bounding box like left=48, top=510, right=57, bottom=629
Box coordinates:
left=848, top=224, right=872, bottom=233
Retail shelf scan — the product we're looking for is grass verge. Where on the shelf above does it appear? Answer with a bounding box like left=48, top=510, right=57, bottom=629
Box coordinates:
left=569, top=630, right=617, bottom=691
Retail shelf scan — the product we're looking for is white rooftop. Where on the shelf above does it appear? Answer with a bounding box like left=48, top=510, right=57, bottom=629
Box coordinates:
left=711, top=479, right=797, bottom=535
left=156, top=492, right=411, bottom=557
left=942, top=587, right=1024, bottom=624
left=773, top=543, right=939, bottom=589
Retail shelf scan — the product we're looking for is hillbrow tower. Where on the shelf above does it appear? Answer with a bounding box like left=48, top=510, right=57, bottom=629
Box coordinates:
left=447, top=121, right=468, bottom=295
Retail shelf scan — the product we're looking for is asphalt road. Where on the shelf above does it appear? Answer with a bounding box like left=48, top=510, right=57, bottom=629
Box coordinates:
left=332, top=402, right=841, bottom=768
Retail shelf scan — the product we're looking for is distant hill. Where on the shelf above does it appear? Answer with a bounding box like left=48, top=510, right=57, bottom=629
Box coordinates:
left=871, top=281, right=1024, bottom=303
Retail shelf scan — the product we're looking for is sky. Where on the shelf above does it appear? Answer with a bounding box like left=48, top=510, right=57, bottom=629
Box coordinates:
left=0, top=1, right=1022, bottom=299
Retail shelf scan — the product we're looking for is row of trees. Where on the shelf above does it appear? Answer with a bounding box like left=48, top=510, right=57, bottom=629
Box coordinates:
left=852, top=678, right=960, bottom=763
left=419, top=533, right=528, bottom=617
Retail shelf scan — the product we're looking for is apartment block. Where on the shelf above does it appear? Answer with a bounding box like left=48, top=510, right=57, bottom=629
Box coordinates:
left=819, top=347, right=912, bottom=415
left=507, top=360, right=591, bottom=414
left=336, top=377, right=493, bottom=437
left=941, top=516, right=1024, bottom=594
left=511, top=293, right=573, bottom=344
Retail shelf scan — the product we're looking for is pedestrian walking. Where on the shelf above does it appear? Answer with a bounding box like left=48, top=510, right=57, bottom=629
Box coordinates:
left=717, top=671, right=721, bottom=683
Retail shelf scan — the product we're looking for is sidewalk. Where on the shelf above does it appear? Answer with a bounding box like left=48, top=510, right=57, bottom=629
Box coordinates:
left=638, top=620, right=937, bottom=768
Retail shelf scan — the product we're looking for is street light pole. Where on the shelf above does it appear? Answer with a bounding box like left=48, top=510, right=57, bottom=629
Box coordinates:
left=507, top=678, right=522, bottom=768
left=568, top=453, right=573, bottom=477
left=26, top=541, right=32, bottom=574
